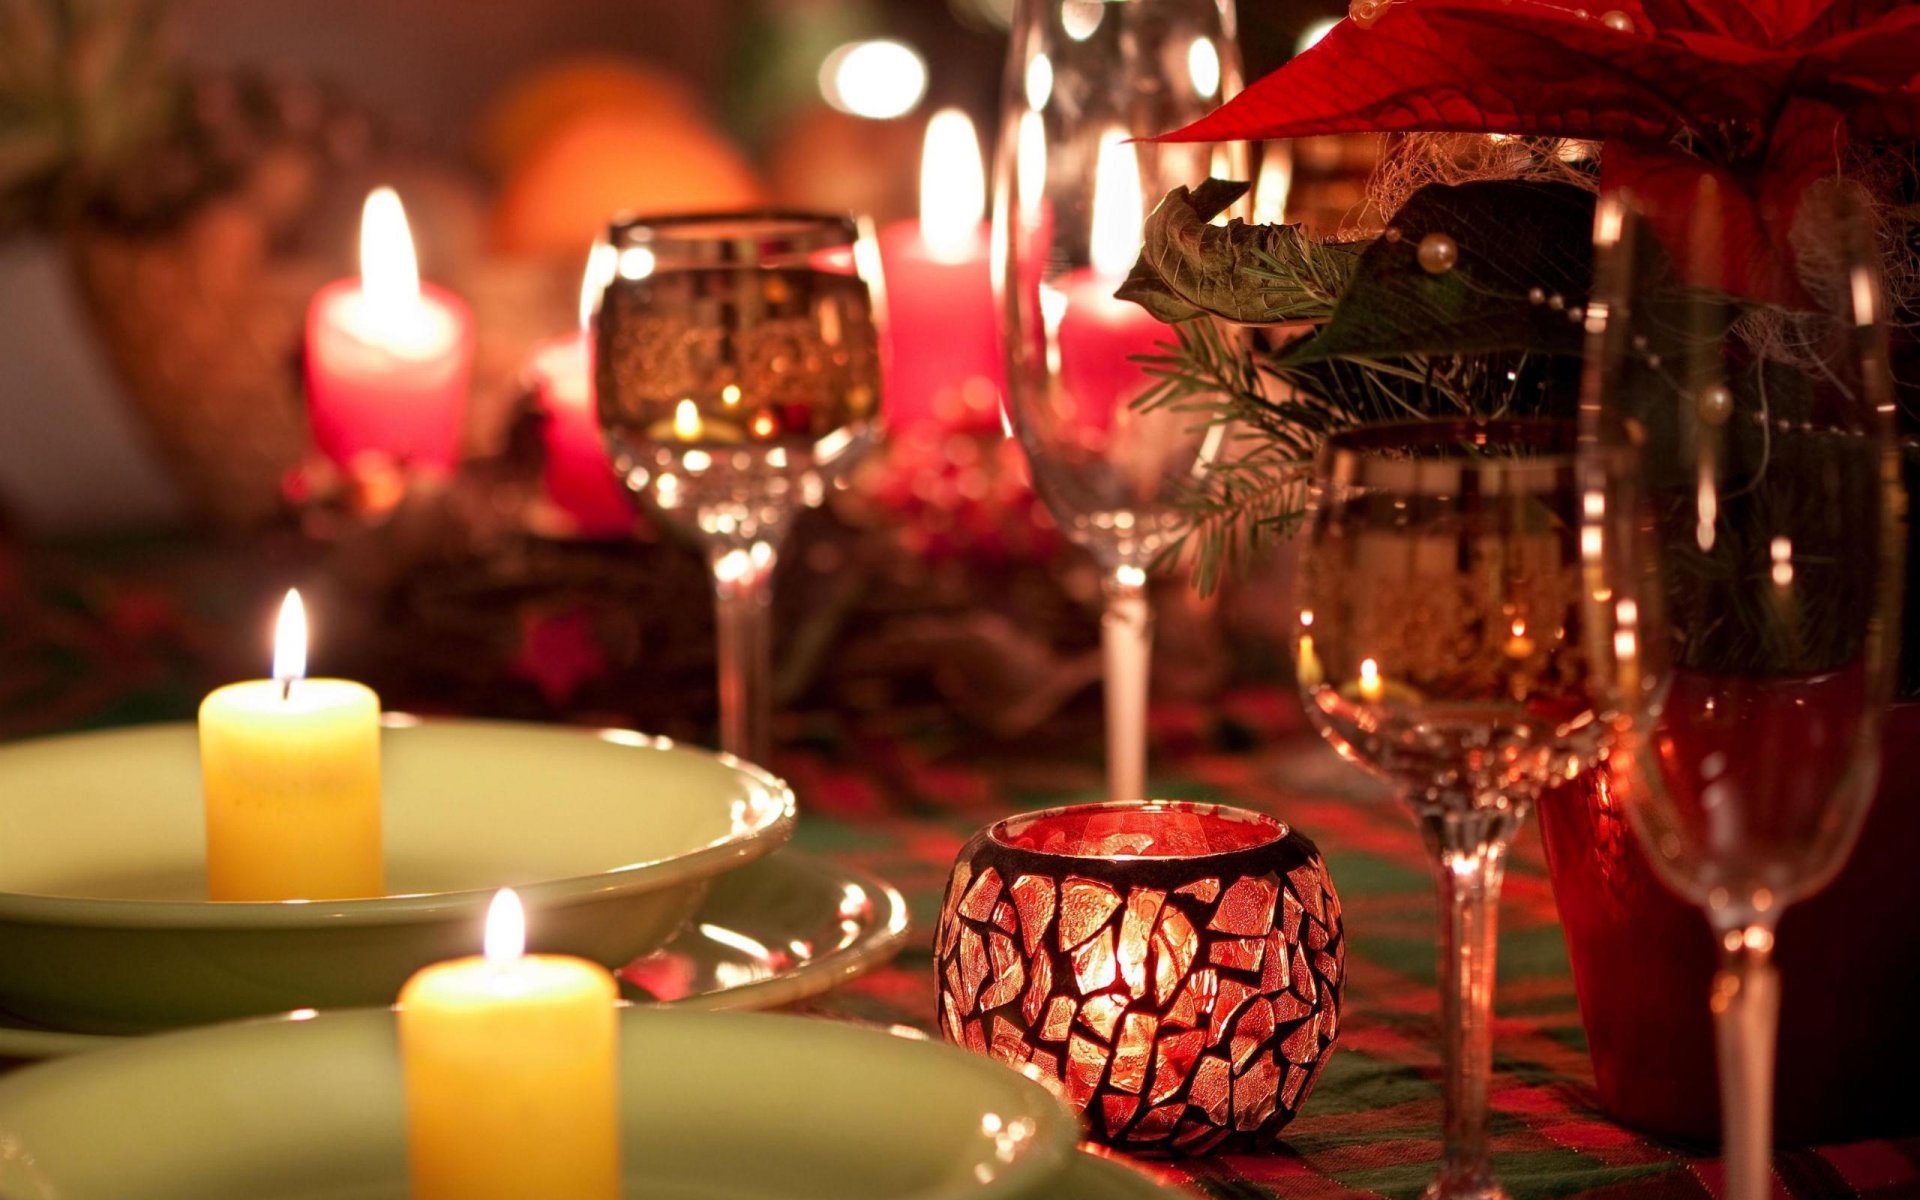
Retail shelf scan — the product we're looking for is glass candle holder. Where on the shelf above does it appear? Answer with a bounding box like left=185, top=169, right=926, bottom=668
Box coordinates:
left=935, top=800, right=1344, bottom=1155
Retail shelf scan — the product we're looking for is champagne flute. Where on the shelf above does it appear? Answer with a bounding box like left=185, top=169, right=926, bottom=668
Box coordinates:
left=593, top=212, right=884, bottom=765
left=994, top=0, right=1245, bottom=802
left=1577, top=190, right=1902, bottom=1199
left=1298, top=419, right=1617, bottom=1200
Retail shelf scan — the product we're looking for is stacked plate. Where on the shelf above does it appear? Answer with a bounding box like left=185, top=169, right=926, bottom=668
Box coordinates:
left=0, top=717, right=1191, bottom=1196
left=0, top=1006, right=1178, bottom=1198
left=0, top=717, right=909, bottom=1052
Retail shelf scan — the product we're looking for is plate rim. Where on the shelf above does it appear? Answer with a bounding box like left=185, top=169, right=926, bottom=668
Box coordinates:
left=0, top=1005, right=1083, bottom=1200
left=0, top=849, right=911, bottom=1060
left=0, top=717, right=797, bottom=928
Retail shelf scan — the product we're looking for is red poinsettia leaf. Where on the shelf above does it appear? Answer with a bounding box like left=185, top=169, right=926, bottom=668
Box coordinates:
left=1787, top=0, right=1919, bottom=46
left=1153, top=1, right=1775, bottom=146
left=1646, top=0, right=1779, bottom=42
left=1799, top=8, right=1920, bottom=92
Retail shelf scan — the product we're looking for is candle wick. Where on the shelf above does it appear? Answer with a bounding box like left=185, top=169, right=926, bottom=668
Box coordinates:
left=279, top=677, right=294, bottom=702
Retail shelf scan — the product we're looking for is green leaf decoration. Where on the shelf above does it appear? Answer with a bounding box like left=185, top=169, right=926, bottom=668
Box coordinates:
left=1283, top=180, right=1596, bottom=365
left=1116, top=178, right=1362, bottom=326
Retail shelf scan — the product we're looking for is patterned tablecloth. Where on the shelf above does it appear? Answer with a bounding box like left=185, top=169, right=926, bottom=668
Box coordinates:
left=4, top=538, right=1919, bottom=1199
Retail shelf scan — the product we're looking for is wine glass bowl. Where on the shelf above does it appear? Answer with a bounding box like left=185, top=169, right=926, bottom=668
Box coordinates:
left=593, top=211, right=885, bottom=765
left=1296, top=417, right=1616, bottom=1200
left=1576, top=188, right=1902, bottom=1200
left=596, top=212, right=883, bottom=539
left=994, top=0, right=1245, bottom=800
left=1301, top=420, right=1602, bottom=814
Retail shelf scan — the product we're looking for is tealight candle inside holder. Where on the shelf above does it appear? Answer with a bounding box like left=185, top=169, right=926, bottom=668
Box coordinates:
left=935, top=800, right=1345, bottom=1156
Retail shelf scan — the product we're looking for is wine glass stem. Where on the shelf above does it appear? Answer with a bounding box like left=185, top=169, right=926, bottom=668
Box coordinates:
left=1422, top=805, right=1521, bottom=1200
left=1713, top=929, right=1780, bottom=1200
left=709, top=539, right=777, bottom=766
left=1101, top=568, right=1153, bottom=802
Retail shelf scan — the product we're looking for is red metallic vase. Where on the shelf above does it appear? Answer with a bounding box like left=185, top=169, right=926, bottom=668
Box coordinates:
left=1537, top=703, right=1920, bottom=1145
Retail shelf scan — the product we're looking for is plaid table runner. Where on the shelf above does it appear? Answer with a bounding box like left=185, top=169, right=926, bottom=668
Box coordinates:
left=774, top=698, right=1920, bottom=1200
left=4, top=542, right=1918, bottom=1199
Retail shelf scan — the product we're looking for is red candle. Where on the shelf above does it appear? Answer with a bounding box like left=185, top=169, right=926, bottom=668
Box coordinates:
left=530, top=330, right=633, bottom=539
left=305, top=188, right=474, bottom=476
left=876, top=109, right=1005, bottom=434
left=1047, top=136, right=1172, bottom=436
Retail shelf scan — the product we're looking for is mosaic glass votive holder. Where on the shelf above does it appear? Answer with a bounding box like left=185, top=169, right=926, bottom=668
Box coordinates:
left=934, top=800, right=1345, bottom=1155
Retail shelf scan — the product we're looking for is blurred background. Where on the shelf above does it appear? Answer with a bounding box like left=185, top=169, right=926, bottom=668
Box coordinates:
left=0, top=0, right=1364, bottom=751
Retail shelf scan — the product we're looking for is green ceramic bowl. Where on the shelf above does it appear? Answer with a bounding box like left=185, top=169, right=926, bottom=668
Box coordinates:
left=0, top=719, right=794, bottom=1034
left=0, top=1006, right=1080, bottom=1200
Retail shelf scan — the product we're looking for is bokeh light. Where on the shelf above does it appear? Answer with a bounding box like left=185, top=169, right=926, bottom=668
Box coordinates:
left=819, top=40, right=930, bottom=120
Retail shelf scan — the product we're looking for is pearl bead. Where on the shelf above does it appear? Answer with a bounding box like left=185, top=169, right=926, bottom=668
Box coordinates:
left=1384, top=226, right=1402, bottom=242
left=1547, top=293, right=1566, bottom=311
left=1417, top=232, right=1458, bottom=274
left=1601, top=9, right=1634, bottom=31
left=1698, top=384, right=1733, bottom=426
left=1528, top=287, right=1546, bottom=305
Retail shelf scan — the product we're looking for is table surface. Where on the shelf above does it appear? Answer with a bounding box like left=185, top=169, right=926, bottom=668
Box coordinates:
left=6, top=539, right=1920, bottom=1200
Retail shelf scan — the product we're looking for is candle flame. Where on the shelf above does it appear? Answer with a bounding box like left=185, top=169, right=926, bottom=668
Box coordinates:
left=1358, top=657, right=1383, bottom=703
left=580, top=240, right=617, bottom=333
left=484, top=888, right=526, bottom=965
left=273, top=589, right=307, bottom=689
left=1090, top=131, right=1144, bottom=280
left=920, top=108, right=984, bottom=263
left=673, top=399, right=704, bottom=441
left=358, top=187, right=425, bottom=341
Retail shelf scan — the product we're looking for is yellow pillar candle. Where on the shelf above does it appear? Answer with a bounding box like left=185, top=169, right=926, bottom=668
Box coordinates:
left=198, top=589, right=382, bottom=901
left=399, top=889, right=622, bottom=1200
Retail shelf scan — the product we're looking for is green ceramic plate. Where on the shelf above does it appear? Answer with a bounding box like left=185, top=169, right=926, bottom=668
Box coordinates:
left=0, top=719, right=794, bottom=1034
left=0, top=1007, right=1081, bottom=1200
left=0, top=850, right=909, bottom=1059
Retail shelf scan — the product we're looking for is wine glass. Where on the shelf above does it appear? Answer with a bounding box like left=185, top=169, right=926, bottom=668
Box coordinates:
left=1576, top=190, right=1902, bottom=1199
left=593, top=212, right=884, bottom=765
left=1298, top=418, right=1617, bottom=1200
left=993, top=0, right=1245, bottom=802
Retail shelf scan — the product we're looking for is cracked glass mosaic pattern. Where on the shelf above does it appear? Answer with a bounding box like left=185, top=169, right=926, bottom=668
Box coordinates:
left=935, top=804, right=1345, bottom=1155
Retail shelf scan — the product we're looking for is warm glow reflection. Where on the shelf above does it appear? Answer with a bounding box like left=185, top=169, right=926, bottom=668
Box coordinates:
left=1771, top=536, right=1794, bottom=587
left=920, top=108, right=986, bottom=262
left=819, top=40, right=928, bottom=120
left=1016, top=111, right=1048, bottom=222
left=617, top=245, right=656, bottom=280
left=1358, top=657, right=1383, bottom=703
left=1187, top=37, right=1221, bottom=98
left=484, top=888, right=526, bottom=965
left=273, top=589, right=307, bottom=686
left=674, top=399, right=705, bottom=441
left=1090, top=132, right=1144, bottom=279
left=1025, top=54, right=1054, bottom=109
left=1297, top=16, right=1340, bottom=53
left=579, top=241, right=616, bottom=332
left=1252, top=145, right=1293, bottom=225
left=1061, top=0, right=1103, bottom=40
left=359, top=187, right=427, bottom=345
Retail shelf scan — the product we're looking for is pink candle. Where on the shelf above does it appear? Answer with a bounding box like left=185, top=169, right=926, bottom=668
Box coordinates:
left=305, top=188, right=473, bottom=475
left=1053, top=273, right=1170, bottom=432
left=1047, top=135, right=1172, bottom=435
left=876, top=110, right=1005, bottom=434
left=530, top=331, right=633, bottom=538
